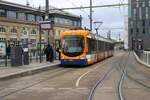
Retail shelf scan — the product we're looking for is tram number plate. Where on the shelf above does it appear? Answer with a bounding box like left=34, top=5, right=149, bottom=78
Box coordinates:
left=69, top=60, right=73, bottom=61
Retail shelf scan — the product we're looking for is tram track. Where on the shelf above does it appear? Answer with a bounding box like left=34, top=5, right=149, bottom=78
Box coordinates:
left=87, top=65, right=114, bottom=100
left=0, top=55, right=118, bottom=99
left=117, top=51, right=150, bottom=100
left=0, top=67, right=75, bottom=99
left=125, top=59, right=150, bottom=89
left=87, top=52, right=126, bottom=100
left=116, top=52, right=129, bottom=100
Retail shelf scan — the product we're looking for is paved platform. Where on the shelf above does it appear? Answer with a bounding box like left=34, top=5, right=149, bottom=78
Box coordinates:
left=0, top=61, right=60, bottom=80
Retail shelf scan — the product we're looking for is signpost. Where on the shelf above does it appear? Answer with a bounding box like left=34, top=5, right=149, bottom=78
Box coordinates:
left=39, top=21, right=53, bottom=63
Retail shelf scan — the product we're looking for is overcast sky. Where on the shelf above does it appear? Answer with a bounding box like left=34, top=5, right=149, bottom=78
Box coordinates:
left=4, top=0, right=128, bottom=40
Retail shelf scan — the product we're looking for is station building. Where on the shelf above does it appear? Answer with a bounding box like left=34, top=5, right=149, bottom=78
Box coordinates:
left=0, top=0, right=81, bottom=51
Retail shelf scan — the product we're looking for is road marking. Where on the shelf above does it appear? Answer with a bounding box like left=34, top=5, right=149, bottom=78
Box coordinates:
left=58, top=88, right=72, bottom=90
left=76, top=65, right=101, bottom=87
left=101, top=86, right=113, bottom=90
left=75, top=53, right=124, bottom=87
left=75, top=55, right=120, bottom=88
left=76, top=87, right=88, bottom=90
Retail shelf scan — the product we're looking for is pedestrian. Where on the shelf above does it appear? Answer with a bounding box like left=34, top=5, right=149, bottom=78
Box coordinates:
left=49, top=44, right=54, bottom=62
left=44, top=44, right=50, bottom=62
left=6, top=44, right=11, bottom=59
left=44, top=44, right=54, bottom=62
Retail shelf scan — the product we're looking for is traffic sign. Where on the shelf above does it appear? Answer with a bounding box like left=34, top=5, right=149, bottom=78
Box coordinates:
left=39, top=21, right=53, bottom=30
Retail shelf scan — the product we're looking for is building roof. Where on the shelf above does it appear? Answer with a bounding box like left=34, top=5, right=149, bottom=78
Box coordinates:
left=41, top=6, right=80, bottom=19
left=0, top=0, right=44, bottom=13
left=0, top=0, right=80, bottom=19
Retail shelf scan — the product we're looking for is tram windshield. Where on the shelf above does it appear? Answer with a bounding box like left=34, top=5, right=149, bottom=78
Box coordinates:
left=62, top=36, right=84, bottom=57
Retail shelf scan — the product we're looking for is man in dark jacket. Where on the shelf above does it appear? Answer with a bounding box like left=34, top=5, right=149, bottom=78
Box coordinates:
left=44, top=44, right=53, bottom=62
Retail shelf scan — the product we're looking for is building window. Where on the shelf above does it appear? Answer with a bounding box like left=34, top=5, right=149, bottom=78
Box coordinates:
left=0, top=9, right=6, bottom=17
left=130, top=21, right=133, bottom=28
left=10, top=38, right=17, bottom=42
left=142, top=1, right=145, bottom=7
left=139, top=7, right=142, bottom=19
left=0, top=26, right=6, bottom=33
left=21, top=38, right=28, bottom=44
left=130, top=28, right=133, bottom=35
left=7, top=10, right=17, bottom=19
left=18, top=13, right=26, bottom=20
left=30, top=39, right=36, bottom=47
left=136, top=0, right=139, bottom=8
left=41, top=31, right=45, bottom=34
left=142, top=19, right=145, bottom=26
left=31, top=29, right=36, bottom=34
left=10, top=27, right=17, bottom=33
left=146, top=7, right=149, bottom=19
left=133, top=8, right=136, bottom=20
left=36, top=16, right=43, bottom=22
left=143, top=28, right=145, bottom=34
left=27, top=14, right=35, bottom=21
left=0, top=38, right=6, bottom=41
left=21, top=27, right=28, bottom=35
left=136, top=28, right=139, bottom=33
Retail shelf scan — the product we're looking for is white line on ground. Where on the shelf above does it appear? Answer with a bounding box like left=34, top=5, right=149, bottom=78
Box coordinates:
left=76, top=65, right=102, bottom=87
left=58, top=88, right=72, bottom=90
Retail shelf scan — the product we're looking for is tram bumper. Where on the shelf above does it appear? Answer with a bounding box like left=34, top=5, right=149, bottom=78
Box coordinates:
left=61, top=59, right=87, bottom=65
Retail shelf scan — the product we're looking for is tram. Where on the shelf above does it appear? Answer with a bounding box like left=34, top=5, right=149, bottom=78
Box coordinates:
left=60, top=30, right=114, bottom=66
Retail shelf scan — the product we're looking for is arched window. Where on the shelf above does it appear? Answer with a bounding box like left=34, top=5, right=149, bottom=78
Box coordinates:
left=31, top=29, right=36, bottom=34
left=41, top=31, right=45, bottom=34
left=0, top=26, right=6, bottom=33
left=10, top=27, right=17, bottom=33
left=21, top=27, right=28, bottom=35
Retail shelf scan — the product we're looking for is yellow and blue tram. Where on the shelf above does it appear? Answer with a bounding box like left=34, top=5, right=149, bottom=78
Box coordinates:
left=60, top=30, right=114, bottom=65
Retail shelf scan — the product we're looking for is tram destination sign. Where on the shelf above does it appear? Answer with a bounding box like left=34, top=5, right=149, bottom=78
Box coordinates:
left=40, top=21, right=52, bottom=30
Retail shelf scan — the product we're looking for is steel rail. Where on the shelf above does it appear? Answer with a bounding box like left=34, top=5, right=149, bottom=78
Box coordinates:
left=118, top=73, right=125, bottom=100
left=0, top=68, right=74, bottom=99
left=87, top=56, right=122, bottom=100
left=87, top=66, right=114, bottom=100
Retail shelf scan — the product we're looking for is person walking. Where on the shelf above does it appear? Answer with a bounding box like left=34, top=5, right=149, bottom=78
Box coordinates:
left=44, top=44, right=54, bottom=62
left=49, top=45, right=54, bottom=62
left=6, top=44, right=11, bottom=59
left=44, top=44, right=51, bottom=62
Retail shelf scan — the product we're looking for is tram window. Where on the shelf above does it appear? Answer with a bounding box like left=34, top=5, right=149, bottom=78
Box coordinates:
left=101, top=42, right=104, bottom=51
left=99, top=41, right=102, bottom=52
left=98, top=41, right=101, bottom=52
left=87, top=38, right=96, bottom=54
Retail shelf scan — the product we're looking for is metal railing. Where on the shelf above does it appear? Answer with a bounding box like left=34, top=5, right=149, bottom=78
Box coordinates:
left=135, top=50, right=150, bottom=66
left=0, top=50, right=46, bottom=67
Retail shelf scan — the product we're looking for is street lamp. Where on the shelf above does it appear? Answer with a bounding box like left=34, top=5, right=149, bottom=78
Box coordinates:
left=93, top=21, right=103, bottom=35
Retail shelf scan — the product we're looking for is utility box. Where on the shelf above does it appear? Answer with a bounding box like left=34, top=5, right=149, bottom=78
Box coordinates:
left=11, top=46, right=23, bottom=67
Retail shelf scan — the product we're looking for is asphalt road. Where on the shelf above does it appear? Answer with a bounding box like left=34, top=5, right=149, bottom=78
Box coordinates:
left=0, top=51, right=149, bottom=100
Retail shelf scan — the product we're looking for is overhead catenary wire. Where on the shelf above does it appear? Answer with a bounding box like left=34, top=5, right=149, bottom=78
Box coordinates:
left=49, top=1, right=145, bottom=11
left=50, top=3, right=128, bottom=10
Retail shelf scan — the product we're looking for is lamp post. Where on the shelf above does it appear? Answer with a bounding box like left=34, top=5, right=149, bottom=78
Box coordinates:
left=93, top=21, right=103, bottom=35
left=90, top=0, right=92, bottom=31
left=45, top=0, right=50, bottom=45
